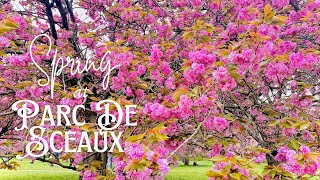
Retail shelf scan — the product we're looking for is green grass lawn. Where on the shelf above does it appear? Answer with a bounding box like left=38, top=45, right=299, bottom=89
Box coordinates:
left=1, top=159, right=318, bottom=180
left=165, top=161, right=212, bottom=180
left=0, top=159, right=214, bottom=180
left=166, top=161, right=266, bottom=180
left=0, top=159, right=79, bottom=180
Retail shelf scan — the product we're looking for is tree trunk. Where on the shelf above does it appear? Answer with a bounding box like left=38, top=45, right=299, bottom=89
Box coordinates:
left=182, top=157, right=189, bottom=166
left=100, top=152, right=108, bottom=176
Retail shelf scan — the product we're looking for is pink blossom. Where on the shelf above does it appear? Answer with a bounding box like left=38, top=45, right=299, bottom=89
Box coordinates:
left=16, top=90, right=29, bottom=99
left=238, top=167, right=250, bottom=176
left=137, top=65, right=147, bottom=75
left=282, top=128, right=297, bottom=137
left=178, top=95, right=193, bottom=119
left=135, top=89, right=145, bottom=99
left=229, top=48, right=254, bottom=66
left=73, top=152, right=86, bottom=165
left=90, top=102, right=103, bottom=114
left=302, top=131, right=314, bottom=141
left=205, top=117, right=229, bottom=131
left=156, top=159, right=170, bottom=175
left=0, top=36, right=10, bottom=47
left=111, top=76, right=125, bottom=91
left=119, top=0, right=130, bottom=7
left=278, top=41, right=296, bottom=54
left=210, top=143, right=222, bottom=157
left=194, top=95, right=211, bottom=107
left=81, top=170, right=98, bottom=180
left=282, top=163, right=302, bottom=176
left=275, top=146, right=296, bottom=163
left=27, top=86, right=44, bottom=97
left=259, top=24, right=281, bottom=40
left=125, top=87, right=134, bottom=97
left=291, top=94, right=312, bottom=108
left=190, top=0, right=203, bottom=7
left=272, top=0, right=289, bottom=9
left=143, top=103, right=170, bottom=121
left=144, top=14, right=156, bottom=24
left=263, top=41, right=276, bottom=56
left=189, top=50, right=216, bottom=64
left=150, top=45, right=163, bottom=65
left=212, top=162, right=227, bottom=170
left=183, top=63, right=206, bottom=85
left=12, top=15, right=28, bottom=29
left=264, top=62, right=289, bottom=83
left=159, top=62, right=172, bottom=76
left=146, top=151, right=155, bottom=161
left=60, top=98, right=82, bottom=108
left=213, top=67, right=237, bottom=91
left=5, top=55, right=29, bottom=67
left=255, top=153, right=266, bottom=163
left=299, top=146, right=311, bottom=155
left=165, top=77, right=176, bottom=90
left=289, top=52, right=318, bottom=70
left=303, top=162, right=318, bottom=175
left=125, top=143, right=145, bottom=160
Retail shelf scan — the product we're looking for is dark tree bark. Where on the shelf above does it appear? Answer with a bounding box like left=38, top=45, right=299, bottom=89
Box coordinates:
left=40, top=0, right=58, bottom=40
left=290, top=0, right=300, bottom=12
left=182, top=157, right=189, bottom=166
left=266, top=150, right=279, bottom=166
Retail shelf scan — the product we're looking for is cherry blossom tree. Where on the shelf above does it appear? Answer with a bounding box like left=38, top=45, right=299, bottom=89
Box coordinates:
left=0, top=0, right=319, bottom=179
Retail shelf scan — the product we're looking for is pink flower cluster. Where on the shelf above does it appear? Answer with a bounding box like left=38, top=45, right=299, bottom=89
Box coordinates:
left=60, top=97, right=83, bottom=108
left=210, top=160, right=250, bottom=179
left=144, top=103, right=170, bottom=121
left=289, top=52, right=318, bottom=71
left=204, top=117, right=229, bottom=132
left=183, top=63, right=206, bottom=85
left=275, top=146, right=296, bottom=163
left=124, top=168, right=153, bottom=180
left=259, top=24, right=281, bottom=40
left=272, top=0, right=289, bottom=9
left=275, top=146, right=320, bottom=176
left=165, top=77, right=176, bottom=90
left=209, top=143, right=222, bottom=157
left=4, top=55, right=31, bottom=67
left=212, top=67, right=237, bottom=91
left=124, top=143, right=145, bottom=160
left=0, top=36, right=10, bottom=47
left=178, top=95, right=193, bottom=119
left=150, top=45, right=163, bottom=65
left=114, top=143, right=170, bottom=180
left=156, top=159, right=170, bottom=175
left=81, top=170, right=97, bottom=180
left=190, top=0, right=203, bottom=7
left=254, top=153, right=266, bottom=164
left=299, top=145, right=311, bottom=155
left=189, top=50, right=216, bottom=64
left=264, top=62, right=289, bottom=83
left=229, top=48, right=254, bottom=66
left=291, top=94, right=312, bottom=108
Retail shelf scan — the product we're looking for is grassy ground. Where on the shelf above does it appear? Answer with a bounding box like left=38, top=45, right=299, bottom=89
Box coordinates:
left=0, top=159, right=79, bottom=180
left=165, top=161, right=212, bottom=180
left=166, top=161, right=266, bottom=180
left=1, top=159, right=318, bottom=180
left=0, top=160, right=215, bottom=180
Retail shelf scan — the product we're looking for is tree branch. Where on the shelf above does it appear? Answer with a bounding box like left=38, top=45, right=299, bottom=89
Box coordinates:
left=41, top=0, right=58, bottom=40
left=36, top=157, right=77, bottom=170
left=289, top=0, right=300, bottom=12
